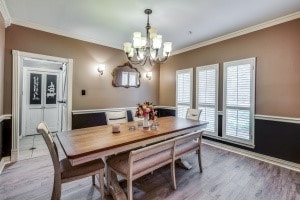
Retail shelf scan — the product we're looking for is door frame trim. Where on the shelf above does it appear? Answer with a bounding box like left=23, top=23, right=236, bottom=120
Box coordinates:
left=12, top=50, right=73, bottom=162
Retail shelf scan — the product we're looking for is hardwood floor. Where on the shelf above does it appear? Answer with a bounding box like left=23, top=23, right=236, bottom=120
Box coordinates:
left=0, top=143, right=299, bottom=200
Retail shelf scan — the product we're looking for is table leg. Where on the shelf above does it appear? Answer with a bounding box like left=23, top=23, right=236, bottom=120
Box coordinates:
left=108, top=171, right=127, bottom=200
left=176, top=158, right=192, bottom=170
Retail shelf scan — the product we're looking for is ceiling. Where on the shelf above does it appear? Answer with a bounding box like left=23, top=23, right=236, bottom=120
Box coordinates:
left=4, top=0, right=300, bottom=52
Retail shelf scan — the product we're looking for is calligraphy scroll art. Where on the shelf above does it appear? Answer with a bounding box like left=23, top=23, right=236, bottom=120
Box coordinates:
left=30, top=73, right=42, bottom=105
left=46, top=74, right=57, bottom=104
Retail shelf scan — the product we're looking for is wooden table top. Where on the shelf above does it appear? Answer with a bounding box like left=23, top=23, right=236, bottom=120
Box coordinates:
left=57, top=116, right=208, bottom=161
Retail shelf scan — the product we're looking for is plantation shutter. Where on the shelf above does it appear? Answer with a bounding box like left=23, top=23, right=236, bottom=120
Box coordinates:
left=196, top=64, right=219, bottom=134
left=176, top=68, right=193, bottom=118
left=223, top=58, right=255, bottom=144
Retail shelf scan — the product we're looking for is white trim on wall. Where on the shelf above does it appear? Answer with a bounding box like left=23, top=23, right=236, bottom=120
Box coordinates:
left=72, top=106, right=176, bottom=115
left=0, top=0, right=11, bottom=27
left=0, top=114, right=12, bottom=122
left=172, top=11, right=300, bottom=55
left=1, top=1, right=298, bottom=55
left=0, top=156, right=10, bottom=174
left=12, top=50, right=73, bottom=162
left=255, top=114, right=300, bottom=124
left=218, top=111, right=300, bottom=124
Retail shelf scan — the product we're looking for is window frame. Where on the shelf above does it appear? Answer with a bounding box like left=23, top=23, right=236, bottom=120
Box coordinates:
left=196, top=64, right=219, bottom=136
left=176, top=68, right=193, bottom=118
left=222, top=57, right=256, bottom=146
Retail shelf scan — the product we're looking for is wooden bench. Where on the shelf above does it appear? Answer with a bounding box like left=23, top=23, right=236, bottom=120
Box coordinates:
left=106, top=130, right=203, bottom=200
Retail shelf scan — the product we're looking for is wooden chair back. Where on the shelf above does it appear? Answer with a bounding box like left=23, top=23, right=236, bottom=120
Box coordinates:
left=128, top=139, right=175, bottom=178
left=174, top=131, right=202, bottom=147
left=186, top=108, right=202, bottom=121
left=106, top=111, right=128, bottom=125
left=37, top=122, right=60, bottom=175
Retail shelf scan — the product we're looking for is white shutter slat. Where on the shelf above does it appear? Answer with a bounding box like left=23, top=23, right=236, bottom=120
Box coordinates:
left=197, top=65, right=218, bottom=135
left=223, top=58, right=255, bottom=144
left=176, top=69, right=193, bottom=118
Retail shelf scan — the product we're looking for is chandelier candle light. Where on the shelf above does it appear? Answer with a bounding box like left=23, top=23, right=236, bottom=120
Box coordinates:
left=123, top=9, right=172, bottom=66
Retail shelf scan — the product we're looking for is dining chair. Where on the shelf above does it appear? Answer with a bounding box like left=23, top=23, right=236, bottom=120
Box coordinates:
left=105, top=111, right=128, bottom=125
left=106, top=139, right=176, bottom=200
left=174, top=130, right=203, bottom=173
left=186, top=108, right=202, bottom=121
left=37, top=122, right=105, bottom=200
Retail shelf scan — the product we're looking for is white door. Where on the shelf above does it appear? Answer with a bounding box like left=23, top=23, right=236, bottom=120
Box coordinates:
left=24, top=70, right=61, bottom=135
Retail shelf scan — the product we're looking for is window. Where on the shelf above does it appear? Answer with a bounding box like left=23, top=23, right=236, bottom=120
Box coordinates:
left=128, top=72, right=137, bottom=86
left=223, top=58, right=255, bottom=145
left=176, top=68, right=193, bottom=118
left=121, top=72, right=128, bottom=86
left=121, top=72, right=137, bottom=86
left=196, top=64, right=219, bottom=135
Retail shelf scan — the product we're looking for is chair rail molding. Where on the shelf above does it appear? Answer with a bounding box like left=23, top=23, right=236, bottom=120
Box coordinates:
left=217, top=111, right=300, bottom=124
left=0, top=114, right=12, bottom=122
left=11, top=50, right=73, bottom=162
left=72, top=105, right=176, bottom=115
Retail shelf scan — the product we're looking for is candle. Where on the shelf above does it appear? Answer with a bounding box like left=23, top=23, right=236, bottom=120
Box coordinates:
left=112, top=124, right=120, bottom=133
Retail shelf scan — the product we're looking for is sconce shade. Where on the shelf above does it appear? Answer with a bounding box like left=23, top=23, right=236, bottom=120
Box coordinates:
left=146, top=72, right=152, bottom=80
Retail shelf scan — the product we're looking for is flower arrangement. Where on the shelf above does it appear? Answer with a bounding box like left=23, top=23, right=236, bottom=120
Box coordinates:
left=135, top=101, right=157, bottom=120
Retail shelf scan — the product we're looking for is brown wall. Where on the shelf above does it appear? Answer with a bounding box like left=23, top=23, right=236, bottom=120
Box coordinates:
left=0, top=14, right=5, bottom=115
left=159, top=19, right=300, bottom=118
left=4, top=25, right=159, bottom=113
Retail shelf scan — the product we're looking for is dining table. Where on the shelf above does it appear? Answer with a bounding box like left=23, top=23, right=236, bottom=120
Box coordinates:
left=57, top=116, right=208, bottom=200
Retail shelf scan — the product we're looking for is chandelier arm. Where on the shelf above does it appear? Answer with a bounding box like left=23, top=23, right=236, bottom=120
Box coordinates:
left=141, top=57, right=148, bottom=66
left=127, top=54, right=143, bottom=65
left=155, top=53, right=170, bottom=64
left=149, top=56, right=155, bottom=66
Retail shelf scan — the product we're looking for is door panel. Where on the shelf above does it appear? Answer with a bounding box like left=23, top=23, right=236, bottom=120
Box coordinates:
left=26, top=108, right=43, bottom=135
left=24, top=70, right=61, bottom=136
left=44, top=108, right=59, bottom=132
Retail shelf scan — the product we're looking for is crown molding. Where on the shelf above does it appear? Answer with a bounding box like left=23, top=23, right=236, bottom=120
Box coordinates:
left=0, top=0, right=11, bottom=27
left=3, top=8, right=300, bottom=53
left=172, top=11, right=300, bottom=56
left=11, top=18, right=121, bottom=50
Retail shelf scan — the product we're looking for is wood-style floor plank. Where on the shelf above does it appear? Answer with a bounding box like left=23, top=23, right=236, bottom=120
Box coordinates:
left=0, top=144, right=299, bottom=200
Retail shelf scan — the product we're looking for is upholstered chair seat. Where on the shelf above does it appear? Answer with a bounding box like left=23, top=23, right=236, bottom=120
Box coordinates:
left=60, top=158, right=104, bottom=180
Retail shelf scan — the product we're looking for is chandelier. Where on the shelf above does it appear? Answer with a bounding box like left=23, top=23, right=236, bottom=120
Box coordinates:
left=123, top=9, right=172, bottom=66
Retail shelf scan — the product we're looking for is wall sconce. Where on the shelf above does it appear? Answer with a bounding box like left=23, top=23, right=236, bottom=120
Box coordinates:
left=97, top=64, right=106, bottom=76
left=146, top=72, right=152, bottom=80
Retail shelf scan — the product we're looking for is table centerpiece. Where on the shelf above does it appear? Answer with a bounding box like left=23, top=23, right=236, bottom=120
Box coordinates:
left=135, top=102, right=156, bottom=128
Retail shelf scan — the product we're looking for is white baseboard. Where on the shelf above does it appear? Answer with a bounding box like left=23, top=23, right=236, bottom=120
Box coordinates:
left=202, top=139, right=300, bottom=172
left=0, top=156, right=11, bottom=174
left=10, top=149, right=18, bottom=162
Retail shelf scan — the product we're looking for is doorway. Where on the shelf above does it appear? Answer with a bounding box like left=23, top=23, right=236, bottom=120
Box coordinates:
left=12, top=50, right=73, bottom=161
